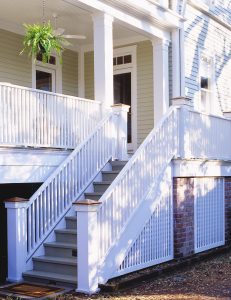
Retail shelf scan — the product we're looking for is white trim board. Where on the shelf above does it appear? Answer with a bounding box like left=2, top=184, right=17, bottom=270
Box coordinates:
left=173, top=159, right=231, bottom=177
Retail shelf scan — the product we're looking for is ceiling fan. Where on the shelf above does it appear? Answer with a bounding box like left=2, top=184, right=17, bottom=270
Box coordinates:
left=52, top=13, right=86, bottom=40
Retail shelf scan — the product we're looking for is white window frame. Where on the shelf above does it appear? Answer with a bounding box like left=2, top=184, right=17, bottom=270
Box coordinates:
left=32, top=54, right=62, bottom=93
left=113, top=45, right=137, bottom=152
left=197, top=50, right=215, bottom=114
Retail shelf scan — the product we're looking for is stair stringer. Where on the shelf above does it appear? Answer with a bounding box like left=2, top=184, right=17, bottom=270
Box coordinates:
left=98, top=162, right=174, bottom=283
left=25, top=161, right=113, bottom=271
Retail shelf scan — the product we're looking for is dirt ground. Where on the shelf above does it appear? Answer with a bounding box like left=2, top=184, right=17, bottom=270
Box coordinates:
left=65, top=248, right=231, bottom=300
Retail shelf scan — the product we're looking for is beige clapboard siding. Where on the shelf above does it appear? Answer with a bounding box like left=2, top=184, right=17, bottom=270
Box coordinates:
left=62, top=49, right=78, bottom=97
left=84, top=41, right=154, bottom=147
left=84, top=51, right=94, bottom=100
left=137, top=41, right=153, bottom=146
left=0, top=29, right=32, bottom=87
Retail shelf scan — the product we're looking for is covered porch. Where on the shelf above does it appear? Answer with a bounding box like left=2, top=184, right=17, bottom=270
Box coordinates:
left=0, top=0, right=184, bottom=152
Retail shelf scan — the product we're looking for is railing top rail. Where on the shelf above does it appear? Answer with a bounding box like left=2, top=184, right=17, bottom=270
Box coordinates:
left=26, top=112, right=113, bottom=208
left=185, top=106, right=231, bottom=122
left=0, top=82, right=101, bottom=104
left=99, top=106, right=178, bottom=205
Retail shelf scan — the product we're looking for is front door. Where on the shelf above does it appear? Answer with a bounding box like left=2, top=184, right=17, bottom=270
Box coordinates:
left=114, top=71, right=132, bottom=148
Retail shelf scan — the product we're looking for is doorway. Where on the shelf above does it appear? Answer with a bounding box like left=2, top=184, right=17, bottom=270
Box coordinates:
left=113, top=46, right=137, bottom=152
left=35, top=66, right=56, bottom=92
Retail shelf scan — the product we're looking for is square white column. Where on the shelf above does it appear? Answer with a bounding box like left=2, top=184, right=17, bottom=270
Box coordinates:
left=93, top=13, right=114, bottom=109
left=152, top=39, right=170, bottom=125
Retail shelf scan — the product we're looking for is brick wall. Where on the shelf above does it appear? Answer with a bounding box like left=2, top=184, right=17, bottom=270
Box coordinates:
left=173, top=178, right=194, bottom=258
left=225, top=177, right=231, bottom=245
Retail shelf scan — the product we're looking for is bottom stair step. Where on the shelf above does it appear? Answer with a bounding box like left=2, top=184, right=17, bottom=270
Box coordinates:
left=23, top=270, right=77, bottom=287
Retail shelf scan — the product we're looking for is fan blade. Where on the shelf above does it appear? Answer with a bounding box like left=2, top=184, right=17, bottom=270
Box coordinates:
left=63, top=34, right=86, bottom=39
left=54, top=28, right=65, bottom=36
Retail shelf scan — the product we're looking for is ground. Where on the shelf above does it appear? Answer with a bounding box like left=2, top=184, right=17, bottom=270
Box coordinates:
left=65, top=248, right=231, bottom=300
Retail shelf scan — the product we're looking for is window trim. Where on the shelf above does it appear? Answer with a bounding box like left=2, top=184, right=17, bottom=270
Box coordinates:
left=198, top=50, right=215, bottom=114
left=32, top=54, right=62, bottom=93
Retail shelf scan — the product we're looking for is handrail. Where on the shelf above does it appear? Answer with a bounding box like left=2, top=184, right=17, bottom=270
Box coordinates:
left=26, top=112, right=116, bottom=260
left=97, top=106, right=179, bottom=262
left=0, top=82, right=101, bottom=149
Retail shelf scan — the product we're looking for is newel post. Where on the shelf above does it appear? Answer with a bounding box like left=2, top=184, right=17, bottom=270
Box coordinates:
left=74, top=200, right=101, bottom=294
left=4, top=197, right=28, bottom=282
left=172, top=97, right=193, bottom=159
left=111, top=104, right=130, bottom=161
left=223, top=111, right=231, bottom=120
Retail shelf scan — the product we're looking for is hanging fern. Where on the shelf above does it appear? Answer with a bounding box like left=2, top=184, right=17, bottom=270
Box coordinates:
left=20, top=22, right=67, bottom=63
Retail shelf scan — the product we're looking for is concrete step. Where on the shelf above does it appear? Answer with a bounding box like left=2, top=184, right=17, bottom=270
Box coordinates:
left=110, top=160, right=127, bottom=171
left=33, top=256, right=77, bottom=276
left=102, top=170, right=120, bottom=181
left=23, top=270, right=76, bottom=288
left=84, top=192, right=102, bottom=201
left=65, top=216, right=77, bottom=230
left=44, top=242, right=77, bottom=258
left=93, top=181, right=111, bottom=193
left=55, top=229, right=77, bottom=244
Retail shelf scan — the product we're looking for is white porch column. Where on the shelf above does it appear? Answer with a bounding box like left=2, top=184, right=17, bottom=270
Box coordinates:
left=5, top=197, right=28, bottom=282
left=172, top=29, right=181, bottom=99
left=74, top=200, right=101, bottom=294
left=93, top=13, right=114, bottom=109
left=152, top=38, right=170, bottom=125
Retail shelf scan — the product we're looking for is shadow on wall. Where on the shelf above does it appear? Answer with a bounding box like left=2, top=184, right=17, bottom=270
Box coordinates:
left=0, top=183, right=42, bottom=283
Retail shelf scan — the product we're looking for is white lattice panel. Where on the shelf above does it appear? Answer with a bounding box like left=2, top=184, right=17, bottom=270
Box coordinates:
left=118, top=184, right=173, bottom=275
left=194, top=177, right=225, bottom=253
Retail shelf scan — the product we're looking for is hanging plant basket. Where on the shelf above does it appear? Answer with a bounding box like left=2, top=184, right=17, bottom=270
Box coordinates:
left=20, top=22, right=67, bottom=63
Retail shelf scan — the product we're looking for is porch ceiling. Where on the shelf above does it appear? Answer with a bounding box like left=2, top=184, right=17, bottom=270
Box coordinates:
left=0, top=0, right=146, bottom=50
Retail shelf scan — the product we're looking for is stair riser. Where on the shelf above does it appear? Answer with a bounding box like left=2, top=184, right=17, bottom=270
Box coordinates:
left=93, top=184, right=110, bottom=193
left=66, top=219, right=77, bottom=230
left=84, top=194, right=101, bottom=201
left=102, top=173, right=118, bottom=181
left=56, top=233, right=77, bottom=244
left=23, top=275, right=76, bottom=289
left=45, top=246, right=77, bottom=258
left=111, top=165, right=125, bottom=171
left=33, top=261, right=77, bottom=277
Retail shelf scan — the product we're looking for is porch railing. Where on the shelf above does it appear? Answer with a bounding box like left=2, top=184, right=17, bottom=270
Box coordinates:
left=0, top=83, right=101, bottom=149
left=26, top=111, right=117, bottom=260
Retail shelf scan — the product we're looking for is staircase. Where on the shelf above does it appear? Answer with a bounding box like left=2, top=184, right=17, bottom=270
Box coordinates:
left=23, top=160, right=127, bottom=287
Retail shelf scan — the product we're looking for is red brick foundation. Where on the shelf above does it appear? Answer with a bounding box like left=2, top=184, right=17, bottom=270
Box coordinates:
left=173, top=178, right=194, bottom=258
left=225, top=177, right=231, bottom=245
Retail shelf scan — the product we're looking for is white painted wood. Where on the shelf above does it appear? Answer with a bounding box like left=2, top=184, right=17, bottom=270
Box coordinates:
left=111, top=104, right=130, bottom=160
left=5, top=201, right=28, bottom=282
left=93, top=13, right=114, bottom=108
left=194, top=177, right=225, bottom=253
left=172, top=28, right=181, bottom=98
left=0, top=82, right=101, bottom=149
left=152, top=38, right=170, bottom=125
left=25, top=110, right=119, bottom=266
left=173, top=159, right=231, bottom=177
left=74, top=203, right=101, bottom=294
left=97, top=107, right=179, bottom=283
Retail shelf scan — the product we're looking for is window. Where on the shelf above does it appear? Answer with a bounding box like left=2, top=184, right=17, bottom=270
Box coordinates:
left=199, top=54, right=214, bottom=113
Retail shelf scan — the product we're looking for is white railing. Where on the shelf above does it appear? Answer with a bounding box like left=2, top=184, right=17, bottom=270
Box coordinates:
left=97, top=107, right=179, bottom=281
left=0, top=82, right=101, bottom=149
left=180, top=108, right=231, bottom=160
left=194, top=177, right=225, bottom=253
left=26, top=112, right=116, bottom=260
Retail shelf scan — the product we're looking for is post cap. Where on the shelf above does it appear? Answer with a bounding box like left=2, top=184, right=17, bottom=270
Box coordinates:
left=111, top=103, right=130, bottom=113
left=171, top=96, right=193, bottom=107
left=4, top=197, right=28, bottom=203
left=73, top=199, right=102, bottom=205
